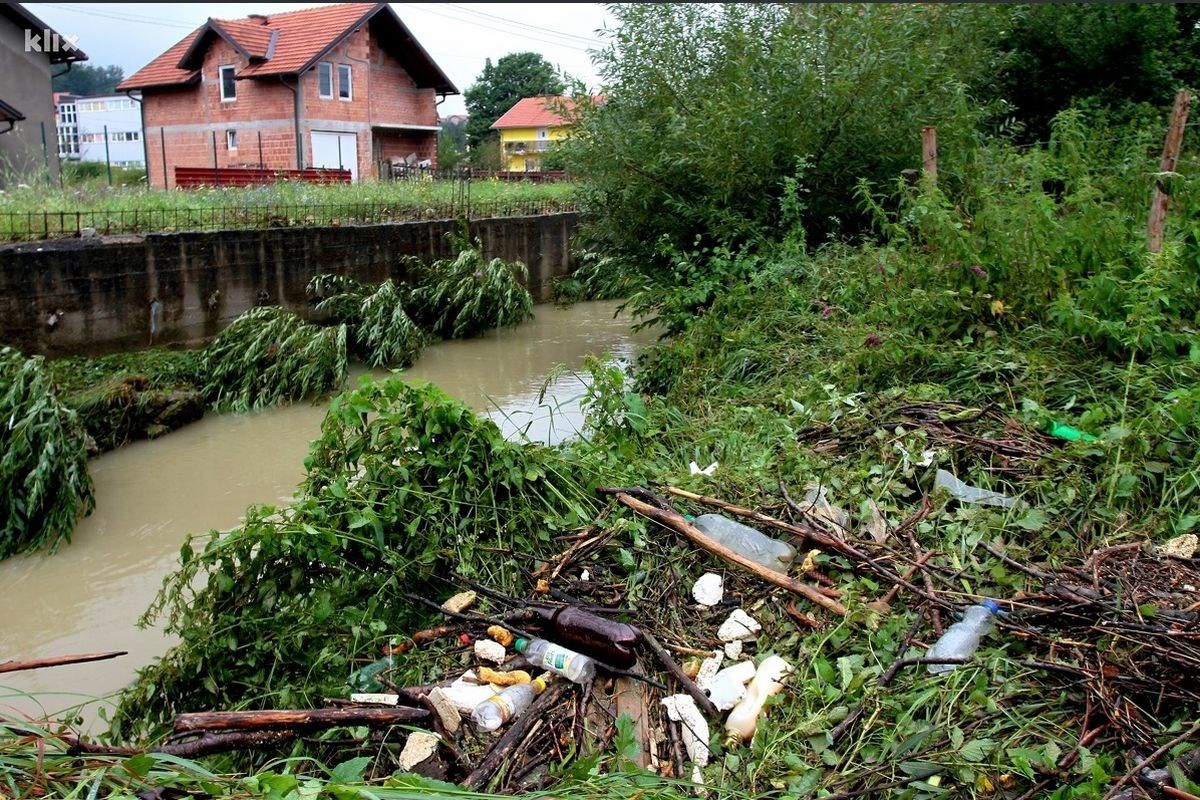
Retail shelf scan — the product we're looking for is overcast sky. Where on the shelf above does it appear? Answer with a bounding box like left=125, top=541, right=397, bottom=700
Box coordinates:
left=24, top=3, right=616, bottom=116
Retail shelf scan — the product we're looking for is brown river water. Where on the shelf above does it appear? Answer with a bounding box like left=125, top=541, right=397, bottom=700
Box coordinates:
left=0, top=300, right=655, bottom=733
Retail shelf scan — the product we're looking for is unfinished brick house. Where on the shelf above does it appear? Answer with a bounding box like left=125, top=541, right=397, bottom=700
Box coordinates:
left=117, top=2, right=456, bottom=186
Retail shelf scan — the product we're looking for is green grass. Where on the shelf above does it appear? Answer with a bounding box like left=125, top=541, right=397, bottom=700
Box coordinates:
left=0, top=178, right=578, bottom=239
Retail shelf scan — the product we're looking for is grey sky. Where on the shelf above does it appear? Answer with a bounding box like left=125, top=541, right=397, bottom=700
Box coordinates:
left=24, top=3, right=615, bottom=116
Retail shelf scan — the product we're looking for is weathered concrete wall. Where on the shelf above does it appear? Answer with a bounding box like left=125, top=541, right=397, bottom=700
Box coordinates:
left=0, top=213, right=578, bottom=356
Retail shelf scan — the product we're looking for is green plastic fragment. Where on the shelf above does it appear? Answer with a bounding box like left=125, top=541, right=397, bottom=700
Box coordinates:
left=1046, top=422, right=1098, bottom=442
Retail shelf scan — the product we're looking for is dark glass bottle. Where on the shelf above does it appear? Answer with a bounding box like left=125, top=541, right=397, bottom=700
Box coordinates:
left=527, top=605, right=639, bottom=669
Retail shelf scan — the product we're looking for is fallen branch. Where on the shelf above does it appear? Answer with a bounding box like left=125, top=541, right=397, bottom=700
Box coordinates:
left=1102, top=720, right=1200, bottom=800
left=66, top=730, right=296, bottom=758
left=173, top=706, right=428, bottom=734
left=0, top=651, right=127, bottom=674
left=615, top=492, right=848, bottom=616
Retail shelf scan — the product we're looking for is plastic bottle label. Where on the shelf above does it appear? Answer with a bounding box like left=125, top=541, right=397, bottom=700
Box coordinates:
left=539, top=644, right=575, bottom=674
left=489, top=693, right=516, bottom=722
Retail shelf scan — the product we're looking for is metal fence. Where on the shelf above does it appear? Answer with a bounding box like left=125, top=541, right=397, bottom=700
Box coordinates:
left=0, top=197, right=580, bottom=242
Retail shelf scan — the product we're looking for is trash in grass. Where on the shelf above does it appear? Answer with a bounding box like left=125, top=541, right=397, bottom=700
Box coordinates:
left=474, top=639, right=506, bottom=665
left=724, top=655, right=792, bottom=742
left=925, top=600, right=1001, bottom=674
left=441, top=590, right=477, bottom=613
left=708, top=660, right=757, bottom=711
left=933, top=468, right=1016, bottom=508
left=718, top=609, right=761, bottom=642
left=690, top=512, right=796, bottom=572
left=348, top=692, right=399, bottom=705
left=689, top=460, right=719, bottom=476
left=398, top=730, right=440, bottom=769
left=662, top=693, right=710, bottom=783
left=1045, top=421, right=1099, bottom=442
left=695, top=650, right=724, bottom=690
left=691, top=572, right=724, bottom=606
left=803, top=482, right=851, bottom=531
left=1159, top=533, right=1198, bottom=560
left=471, top=676, right=551, bottom=732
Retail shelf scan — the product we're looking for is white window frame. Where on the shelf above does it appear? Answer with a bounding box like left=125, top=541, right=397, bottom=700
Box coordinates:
left=317, top=62, right=334, bottom=99
left=219, top=65, right=237, bottom=102
left=337, top=63, right=352, bottom=101
left=226, top=129, right=238, bottom=150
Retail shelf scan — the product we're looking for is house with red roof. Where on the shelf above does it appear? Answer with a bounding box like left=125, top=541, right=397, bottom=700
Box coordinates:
left=117, top=2, right=455, bottom=187
left=490, top=96, right=592, bottom=173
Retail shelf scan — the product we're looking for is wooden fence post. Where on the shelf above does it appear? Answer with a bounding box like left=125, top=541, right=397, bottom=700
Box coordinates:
left=921, top=125, right=937, bottom=183
left=1147, top=88, right=1191, bottom=253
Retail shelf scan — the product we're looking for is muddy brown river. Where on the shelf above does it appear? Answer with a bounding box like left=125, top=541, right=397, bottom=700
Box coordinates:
left=0, top=300, right=654, bottom=733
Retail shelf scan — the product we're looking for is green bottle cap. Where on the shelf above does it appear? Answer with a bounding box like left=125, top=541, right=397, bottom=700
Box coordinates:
left=683, top=513, right=695, bottom=522
left=514, top=637, right=529, bottom=652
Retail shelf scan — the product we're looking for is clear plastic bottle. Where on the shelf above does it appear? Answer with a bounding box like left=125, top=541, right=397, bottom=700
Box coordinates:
left=724, top=655, right=792, bottom=743
left=689, top=514, right=796, bottom=573
left=924, top=600, right=1001, bottom=674
left=471, top=676, right=550, bottom=732
left=513, top=637, right=596, bottom=684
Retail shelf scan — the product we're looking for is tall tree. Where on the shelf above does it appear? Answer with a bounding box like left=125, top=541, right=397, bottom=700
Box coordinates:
left=464, top=52, right=564, bottom=149
left=52, top=64, right=124, bottom=96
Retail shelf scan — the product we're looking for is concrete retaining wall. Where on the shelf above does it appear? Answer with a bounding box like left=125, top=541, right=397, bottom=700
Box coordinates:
left=0, top=213, right=577, bottom=356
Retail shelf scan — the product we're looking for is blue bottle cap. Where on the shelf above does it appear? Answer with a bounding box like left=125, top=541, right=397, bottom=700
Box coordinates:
left=981, top=599, right=1001, bottom=615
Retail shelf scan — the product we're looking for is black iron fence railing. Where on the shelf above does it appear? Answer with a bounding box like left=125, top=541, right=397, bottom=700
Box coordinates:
left=0, top=198, right=581, bottom=242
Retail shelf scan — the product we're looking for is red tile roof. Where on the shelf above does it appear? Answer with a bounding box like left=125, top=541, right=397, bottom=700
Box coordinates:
left=118, top=2, right=455, bottom=93
left=491, top=96, right=595, bottom=130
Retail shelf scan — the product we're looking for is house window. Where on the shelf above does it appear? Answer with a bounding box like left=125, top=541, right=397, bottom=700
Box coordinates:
left=337, top=64, right=352, bottom=101
left=317, top=62, right=333, bottom=99
left=219, top=65, right=237, bottom=101
left=226, top=129, right=238, bottom=150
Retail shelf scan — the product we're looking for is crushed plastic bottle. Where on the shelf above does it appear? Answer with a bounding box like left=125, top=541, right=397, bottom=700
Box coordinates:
left=933, top=469, right=1016, bottom=508
left=924, top=600, right=1001, bottom=674
left=687, top=514, right=796, bottom=573
left=471, top=676, right=550, bottom=732
left=514, top=637, right=596, bottom=684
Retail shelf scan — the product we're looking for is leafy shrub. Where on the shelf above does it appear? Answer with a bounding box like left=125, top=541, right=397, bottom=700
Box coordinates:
left=202, top=306, right=348, bottom=412
left=410, top=233, right=534, bottom=338
left=309, top=275, right=426, bottom=367
left=0, top=347, right=94, bottom=558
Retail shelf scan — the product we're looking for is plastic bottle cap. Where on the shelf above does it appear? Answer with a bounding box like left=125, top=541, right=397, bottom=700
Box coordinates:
left=683, top=513, right=695, bottom=522
left=981, top=599, right=1001, bottom=615
left=513, top=637, right=529, bottom=652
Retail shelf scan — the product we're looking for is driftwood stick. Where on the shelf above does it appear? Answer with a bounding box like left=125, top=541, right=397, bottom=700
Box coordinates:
left=638, top=629, right=720, bottom=718
left=462, top=681, right=570, bottom=789
left=0, top=651, right=127, bottom=674
left=616, top=493, right=848, bottom=616
left=64, top=730, right=296, bottom=758
left=173, top=706, right=428, bottom=734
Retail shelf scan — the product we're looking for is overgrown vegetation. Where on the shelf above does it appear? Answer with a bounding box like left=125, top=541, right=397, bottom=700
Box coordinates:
left=0, top=348, right=94, bottom=557
left=410, top=233, right=535, bottom=338
left=309, top=275, right=427, bottom=368
left=202, top=307, right=349, bottom=413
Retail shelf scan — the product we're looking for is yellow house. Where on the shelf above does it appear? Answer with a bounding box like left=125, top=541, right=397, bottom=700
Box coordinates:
left=490, top=96, right=581, bottom=172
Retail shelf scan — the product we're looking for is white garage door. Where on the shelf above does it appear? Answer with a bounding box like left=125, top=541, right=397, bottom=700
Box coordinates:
left=311, top=131, right=357, bottom=180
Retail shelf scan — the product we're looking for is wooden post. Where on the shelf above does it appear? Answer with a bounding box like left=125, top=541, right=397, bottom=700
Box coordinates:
left=921, top=125, right=937, bottom=183
left=1147, top=89, right=1192, bottom=253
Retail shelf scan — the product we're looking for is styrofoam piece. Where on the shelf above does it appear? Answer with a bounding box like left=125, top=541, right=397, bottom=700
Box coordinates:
left=718, top=608, right=761, bottom=642
left=691, top=572, right=724, bottom=606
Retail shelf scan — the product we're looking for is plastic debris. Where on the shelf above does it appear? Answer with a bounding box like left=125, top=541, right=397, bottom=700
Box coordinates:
left=441, top=590, right=477, bottom=614
left=474, top=639, right=506, bottom=665
left=725, top=655, right=793, bottom=743
left=803, top=482, right=851, bottom=531
left=442, top=671, right=503, bottom=713
left=718, top=609, right=761, bottom=642
left=933, top=468, right=1016, bottom=508
left=476, top=666, right=531, bottom=686
left=689, top=460, right=719, bottom=476
left=487, top=625, right=514, bottom=647
left=695, top=650, right=724, bottom=690
left=349, top=692, right=399, bottom=705
left=724, top=640, right=744, bottom=659
left=1160, top=533, right=1198, bottom=560
left=799, top=549, right=820, bottom=575
left=427, top=687, right=461, bottom=733
left=708, top=660, right=757, bottom=711
left=1046, top=421, right=1099, bottom=443
left=691, top=572, right=724, bottom=606
left=661, top=693, right=710, bottom=775
left=398, top=730, right=440, bottom=770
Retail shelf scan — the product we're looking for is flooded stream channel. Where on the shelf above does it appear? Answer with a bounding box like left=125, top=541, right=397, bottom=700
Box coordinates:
left=0, top=300, right=654, bottom=732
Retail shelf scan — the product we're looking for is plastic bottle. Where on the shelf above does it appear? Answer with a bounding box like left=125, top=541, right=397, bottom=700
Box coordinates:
left=513, top=637, right=596, bottom=684
left=724, top=655, right=792, bottom=743
left=470, top=675, right=550, bottom=732
left=924, top=600, right=1001, bottom=674
left=527, top=605, right=639, bottom=669
left=688, top=514, right=796, bottom=573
